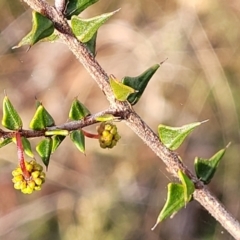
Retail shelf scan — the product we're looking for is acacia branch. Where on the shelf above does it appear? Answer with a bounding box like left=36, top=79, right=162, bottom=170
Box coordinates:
left=0, top=109, right=122, bottom=138
left=20, top=0, right=240, bottom=239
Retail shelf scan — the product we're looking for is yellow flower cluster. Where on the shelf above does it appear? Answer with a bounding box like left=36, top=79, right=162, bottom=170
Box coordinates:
left=12, top=160, right=46, bottom=194
left=97, top=122, right=121, bottom=149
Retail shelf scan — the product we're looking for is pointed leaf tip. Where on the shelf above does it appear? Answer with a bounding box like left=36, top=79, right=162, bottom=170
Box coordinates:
left=0, top=138, right=12, bottom=148
left=29, top=104, right=55, bottom=130
left=195, top=146, right=227, bottom=184
left=123, top=63, right=160, bottom=105
left=71, top=10, right=119, bottom=43
left=158, top=121, right=204, bottom=150
left=70, top=130, right=85, bottom=154
left=153, top=171, right=195, bottom=228
left=156, top=183, right=185, bottom=225
left=13, top=11, right=54, bottom=49
left=2, top=95, right=23, bottom=130
left=36, top=137, right=52, bottom=168
left=69, top=98, right=91, bottom=120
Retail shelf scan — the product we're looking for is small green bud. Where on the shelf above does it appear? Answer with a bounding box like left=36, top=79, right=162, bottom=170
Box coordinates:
left=97, top=122, right=121, bottom=149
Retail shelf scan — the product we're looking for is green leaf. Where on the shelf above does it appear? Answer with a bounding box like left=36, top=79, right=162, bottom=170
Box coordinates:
left=51, top=135, right=66, bottom=153
left=29, top=104, right=55, bottom=130
left=69, top=98, right=91, bottom=120
left=122, top=64, right=160, bottom=105
left=36, top=138, right=52, bottom=168
left=152, top=183, right=185, bottom=230
left=0, top=138, right=12, bottom=148
left=152, top=171, right=195, bottom=230
left=195, top=146, right=227, bottom=184
left=158, top=121, right=207, bottom=150
left=84, top=31, right=97, bottom=56
left=95, top=114, right=116, bottom=122
left=13, top=11, right=54, bottom=49
left=109, top=75, right=136, bottom=101
left=178, top=170, right=195, bottom=203
left=2, top=95, right=23, bottom=130
left=21, top=137, right=34, bottom=158
left=45, top=129, right=69, bottom=136
left=66, top=0, right=99, bottom=19
left=71, top=10, right=119, bottom=43
left=70, top=130, right=85, bottom=154
left=40, top=30, right=59, bottom=43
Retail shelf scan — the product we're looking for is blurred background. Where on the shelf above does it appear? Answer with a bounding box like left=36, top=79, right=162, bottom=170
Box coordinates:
left=0, top=0, right=240, bottom=239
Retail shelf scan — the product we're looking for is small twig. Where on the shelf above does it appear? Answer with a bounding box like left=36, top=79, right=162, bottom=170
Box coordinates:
left=0, top=109, right=123, bottom=139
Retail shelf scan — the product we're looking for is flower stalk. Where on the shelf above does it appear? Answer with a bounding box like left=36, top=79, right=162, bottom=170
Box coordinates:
left=15, top=131, right=31, bottom=180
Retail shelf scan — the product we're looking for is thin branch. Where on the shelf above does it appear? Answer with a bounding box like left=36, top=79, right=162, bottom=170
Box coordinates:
left=19, top=0, right=240, bottom=239
left=0, top=109, right=122, bottom=139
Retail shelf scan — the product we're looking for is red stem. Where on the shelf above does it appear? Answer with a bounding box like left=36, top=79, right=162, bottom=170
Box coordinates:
left=15, top=132, right=31, bottom=180
left=82, top=129, right=99, bottom=139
